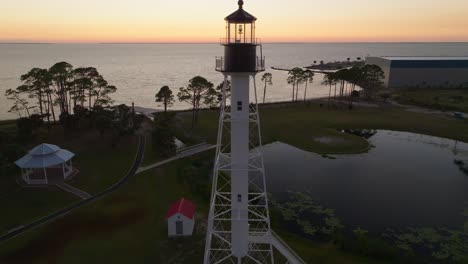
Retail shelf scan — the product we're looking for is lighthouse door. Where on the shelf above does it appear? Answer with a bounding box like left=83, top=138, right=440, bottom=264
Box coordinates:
left=175, top=221, right=183, bottom=235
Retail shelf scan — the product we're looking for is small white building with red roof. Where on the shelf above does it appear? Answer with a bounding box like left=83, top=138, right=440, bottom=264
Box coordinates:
left=165, top=198, right=196, bottom=237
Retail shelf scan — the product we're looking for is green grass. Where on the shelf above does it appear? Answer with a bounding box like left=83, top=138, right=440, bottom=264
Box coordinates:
left=66, top=135, right=138, bottom=194
left=0, top=152, right=212, bottom=264
left=140, top=134, right=163, bottom=166
left=0, top=120, right=17, bottom=135
left=179, top=102, right=468, bottom=154
left=394, top=88, right=468, bottom=113
left=0, top=187, right=79, bottom=235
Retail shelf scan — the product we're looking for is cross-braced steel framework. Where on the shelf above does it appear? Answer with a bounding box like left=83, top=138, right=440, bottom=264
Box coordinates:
left=204, top=74, right=274, bottom=264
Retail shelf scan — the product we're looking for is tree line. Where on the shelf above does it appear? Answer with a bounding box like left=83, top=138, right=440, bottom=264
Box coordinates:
left=322, top=64, right=385, bottom=108
left=5, top=62, right=117, bottom=123
left=154, top=73, right=273, bottom=127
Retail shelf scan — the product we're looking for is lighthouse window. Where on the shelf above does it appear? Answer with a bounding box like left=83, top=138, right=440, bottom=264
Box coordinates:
left=237, top=194, right=242, bottom=202
left=237, top=101, right=242, bottom=111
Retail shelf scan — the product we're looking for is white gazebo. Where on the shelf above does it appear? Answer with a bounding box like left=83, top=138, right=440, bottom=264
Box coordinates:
left=15, top=143, right=75, bottom=185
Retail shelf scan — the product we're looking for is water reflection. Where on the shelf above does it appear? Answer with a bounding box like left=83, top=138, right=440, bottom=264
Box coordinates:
left=263, top=130, right=468, bottom=231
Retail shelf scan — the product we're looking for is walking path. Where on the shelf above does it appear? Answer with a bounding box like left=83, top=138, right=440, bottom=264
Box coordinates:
left=56, top=182, right=92, bottom=199
left=388, top=99, right=467, bottom=116
left=136, top=143, right=215, bottom=174
left=249, top=231, right=306, bottom=264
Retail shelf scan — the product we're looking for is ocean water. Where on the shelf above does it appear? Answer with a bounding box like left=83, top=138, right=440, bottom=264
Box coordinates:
left=1, top=43, right=468, bottom=120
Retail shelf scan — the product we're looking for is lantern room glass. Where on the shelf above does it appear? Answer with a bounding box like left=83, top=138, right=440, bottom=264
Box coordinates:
left=225, top=22, right=256, bottom=44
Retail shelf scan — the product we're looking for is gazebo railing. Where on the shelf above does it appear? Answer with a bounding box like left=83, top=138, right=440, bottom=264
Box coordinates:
left=28, top=179, right=48, bottom=185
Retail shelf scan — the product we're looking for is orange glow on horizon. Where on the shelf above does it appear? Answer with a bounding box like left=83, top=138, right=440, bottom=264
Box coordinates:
left=1, top=0, right=467, bottom=43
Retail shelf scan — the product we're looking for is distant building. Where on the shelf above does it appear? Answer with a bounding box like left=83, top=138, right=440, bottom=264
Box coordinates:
left=165, top=198, right=195, bottom=237
left=365, top=56, right=468, bottom=88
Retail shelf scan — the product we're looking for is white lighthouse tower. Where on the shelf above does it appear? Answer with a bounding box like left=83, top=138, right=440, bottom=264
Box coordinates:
left=204, top=1, right=274, bottom=263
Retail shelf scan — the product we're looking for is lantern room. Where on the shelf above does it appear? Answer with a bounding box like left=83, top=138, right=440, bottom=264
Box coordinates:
left=216, top=0, right=265, bottom=73
left=224, top=0, right=257, bottom=45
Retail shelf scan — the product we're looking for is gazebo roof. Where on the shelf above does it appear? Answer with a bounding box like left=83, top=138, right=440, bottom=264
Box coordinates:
left=30, top=143, right=60, bottom=156
left=15, top=143, right=75, bottom=169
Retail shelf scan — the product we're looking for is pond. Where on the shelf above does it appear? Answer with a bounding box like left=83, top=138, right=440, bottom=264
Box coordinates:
left=263, top=130, right=468, bottom=232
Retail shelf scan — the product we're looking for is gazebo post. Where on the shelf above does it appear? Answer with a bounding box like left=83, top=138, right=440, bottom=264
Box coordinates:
left=43, top=167, right=48, bottom=185
left=27, top=169, right=31, bottom=184
left=62, top=163, right=66, bottom=179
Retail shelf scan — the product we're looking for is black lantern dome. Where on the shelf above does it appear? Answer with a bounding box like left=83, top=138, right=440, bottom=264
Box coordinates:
left=215, top=0, right=265, bottom=73
left=225, top=0, right=257, bottom=24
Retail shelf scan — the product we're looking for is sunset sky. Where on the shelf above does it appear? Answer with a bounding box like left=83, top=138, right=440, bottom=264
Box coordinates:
left=1, top=0, right=468, bottom=43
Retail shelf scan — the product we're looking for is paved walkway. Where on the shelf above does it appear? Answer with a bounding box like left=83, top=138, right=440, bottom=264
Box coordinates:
left=249, top=231, right=306, bottom=264
left=136, top=143, right=215, bottom=174
left=56, top=183, right=92, bottom=199
left=388, top=99, right=467, bottom=116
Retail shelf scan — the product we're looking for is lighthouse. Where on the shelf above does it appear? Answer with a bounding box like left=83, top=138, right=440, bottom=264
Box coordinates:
left=204, top=1, right=274, bottom=263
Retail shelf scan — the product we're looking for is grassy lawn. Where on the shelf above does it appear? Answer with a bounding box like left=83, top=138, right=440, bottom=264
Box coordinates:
left=0, top=120, right=17, bottom=135
left=0, top=187, right=79, bottom=235
left=65, top=135, right=138, bottom=194
left=141, top=134, right=163, bottom=166
left=394, top=88, right=468, bottom=113
left=179, top=102, right=468, bottom=154
left=0, top=152, right=212, bottom=264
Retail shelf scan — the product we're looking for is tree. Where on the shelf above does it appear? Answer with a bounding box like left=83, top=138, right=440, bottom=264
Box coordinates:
left=302, top=70, right=314, bottom=102
left=5, top=89, right=33, bottom=118
left=359, top=64, right=385, bottom=100
left=71, top=67, right=98, bottom=109
left=322, top=73, right=337, bottom=109
left=155, top=86, right=175, bottom=112
left=16, top=117, right=34, bottom=140
left=261, top=72, right=273, bottom=104
left=177, top=76, right=215, bottom=128
left=95, top=111, right=113, bottom=138
left=18, top=68, right=50, bottom=118
left=113, top=104, right=135, bottom=136
left=49, top=62, right=73, bottom=115
left=214, top=80, right=231, bottom=106
left=94, top=78, right=116, bottom=108
left=287, top=68, right=303, bottom=102
left=152, top=112, right=177, bottom=158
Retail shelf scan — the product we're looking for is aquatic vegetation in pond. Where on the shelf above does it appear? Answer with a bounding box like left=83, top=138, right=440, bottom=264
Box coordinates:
left=270, top=191, right=344, bottom=238
left=382, top=207, right=468, bottom=263
left=340, top=128, right=377, bottom=139
left=454, top=158, right=468, bottom=175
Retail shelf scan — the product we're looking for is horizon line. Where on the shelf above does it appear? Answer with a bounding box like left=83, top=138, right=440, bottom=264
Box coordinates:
left=1, top=41, right=468, bottom=45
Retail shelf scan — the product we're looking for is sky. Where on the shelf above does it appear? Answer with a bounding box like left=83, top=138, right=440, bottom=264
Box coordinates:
left=1, top=0, right=468, bottom=43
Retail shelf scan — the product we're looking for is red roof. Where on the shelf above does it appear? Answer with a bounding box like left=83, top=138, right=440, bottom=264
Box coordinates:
left=165, top=198, right=196, bottom=219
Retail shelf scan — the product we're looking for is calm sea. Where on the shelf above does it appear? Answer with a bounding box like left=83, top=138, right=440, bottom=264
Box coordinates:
left=1, top=43, right=468, bottom=120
